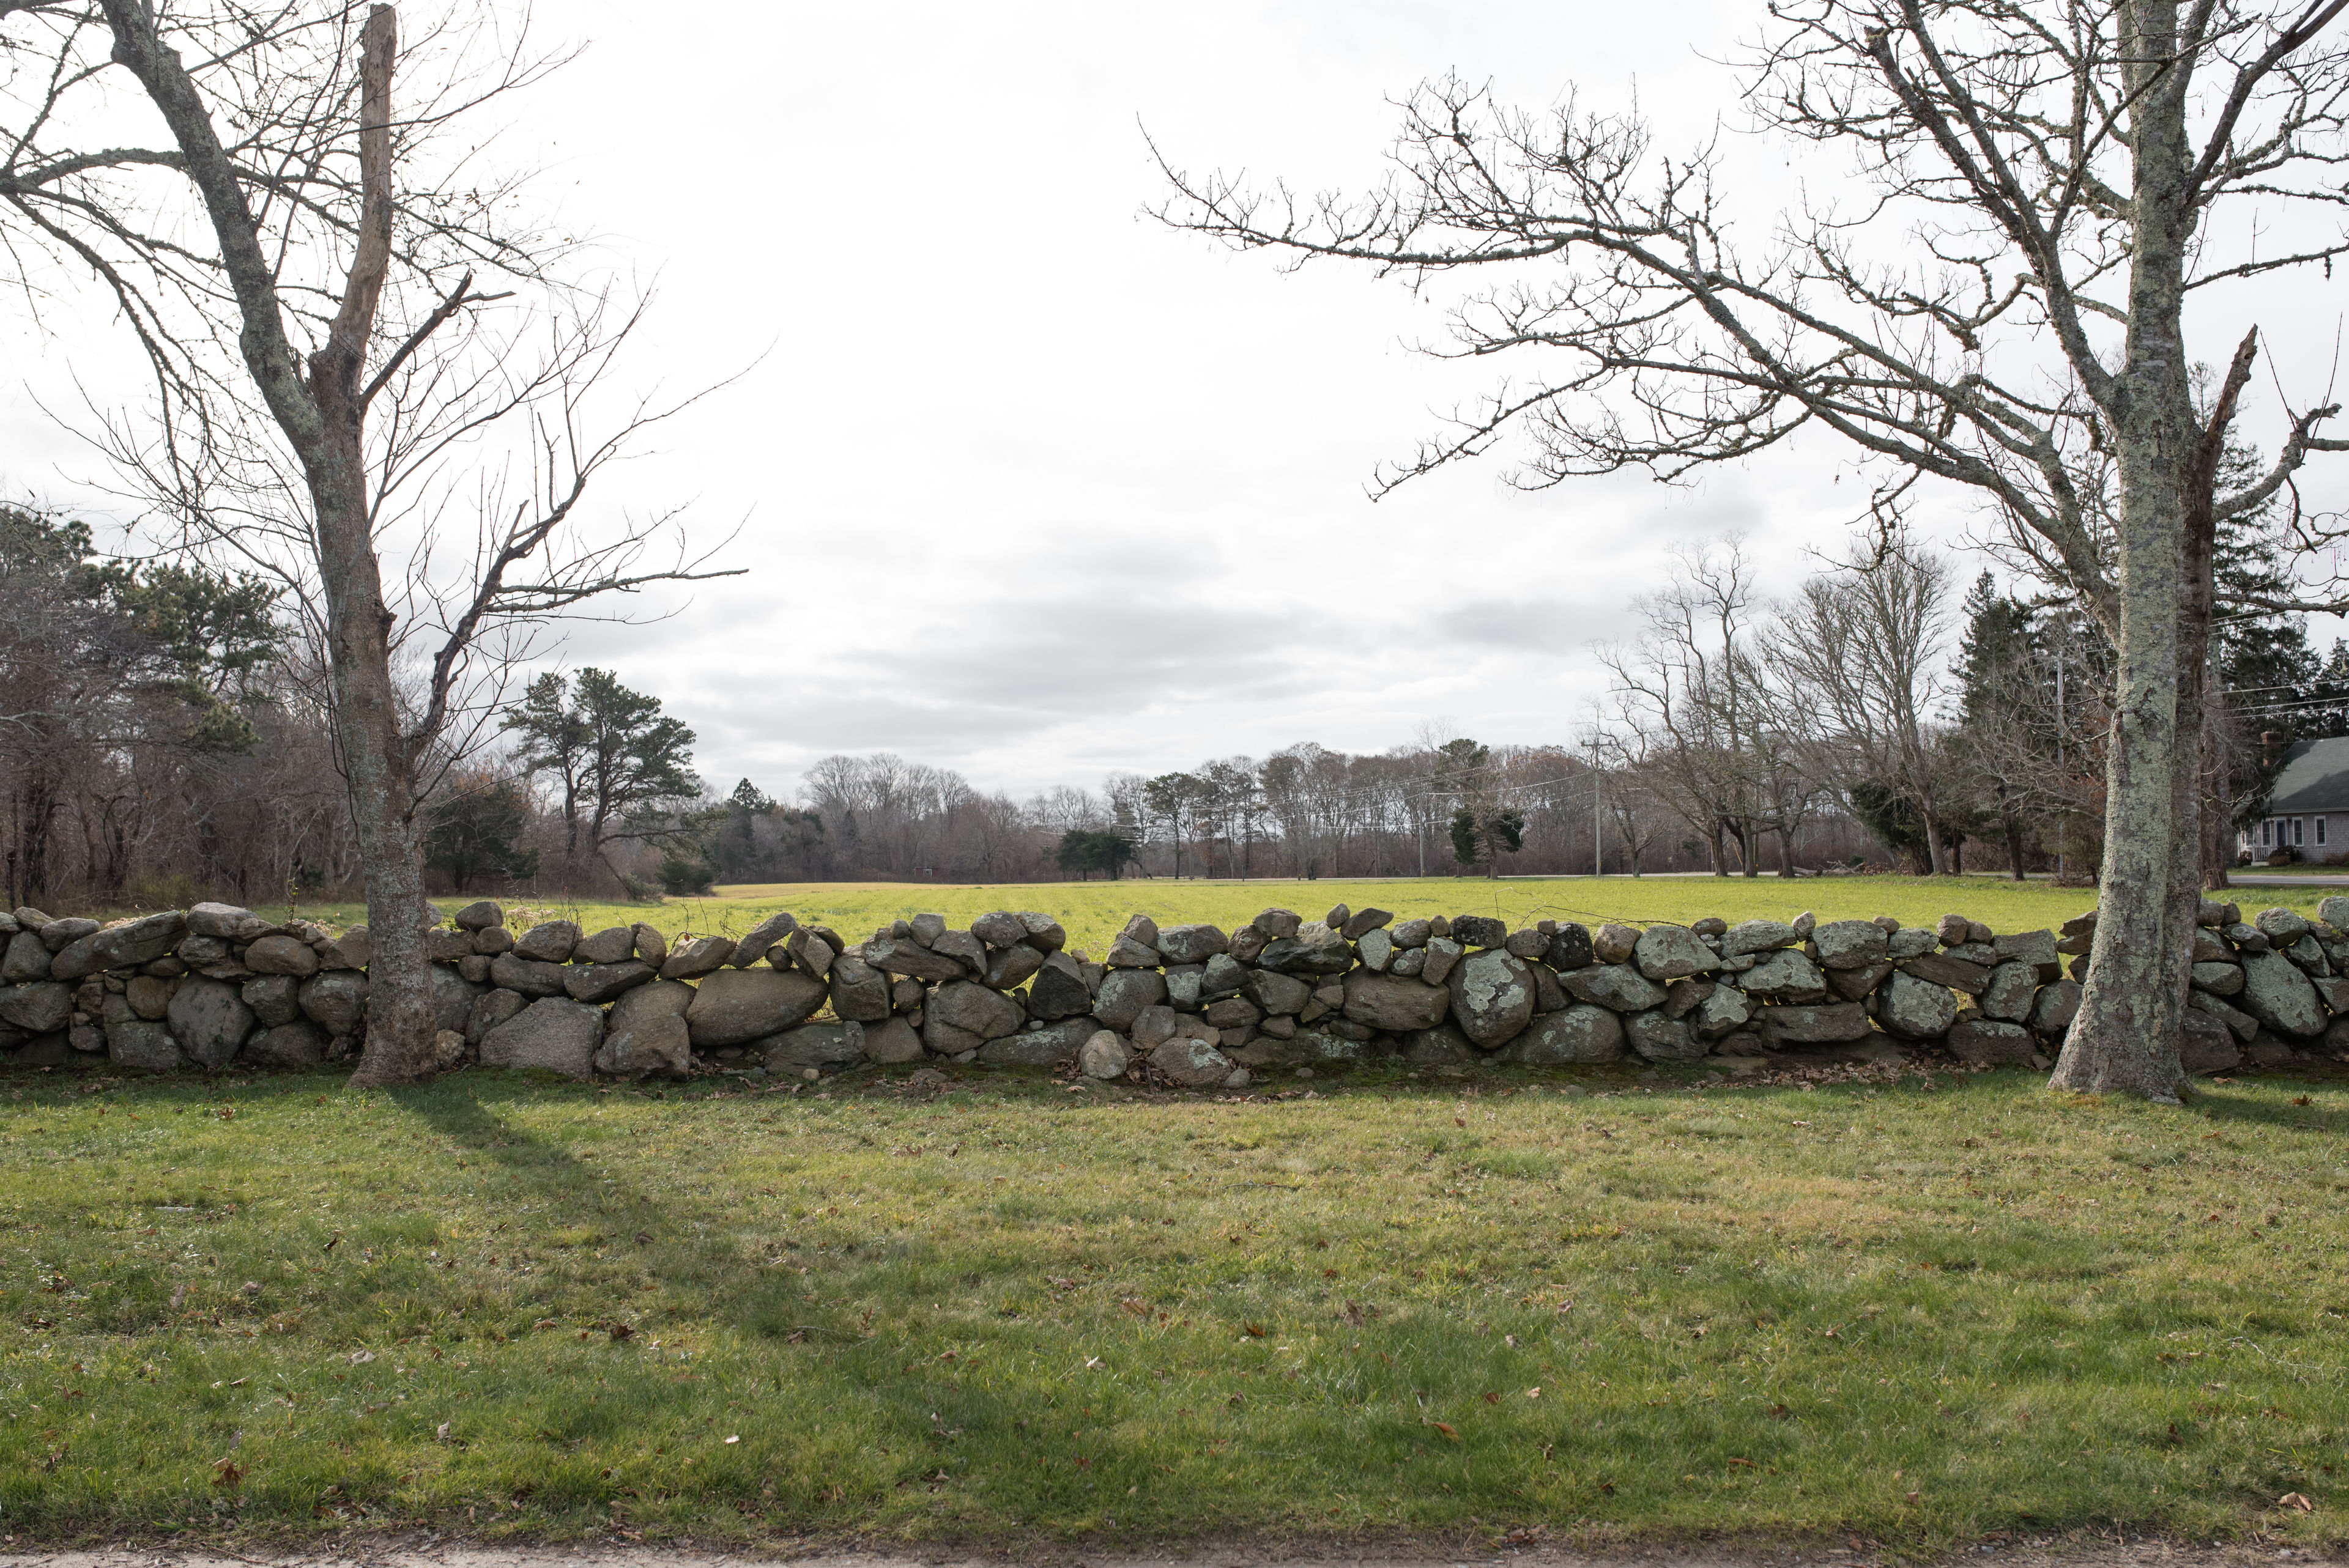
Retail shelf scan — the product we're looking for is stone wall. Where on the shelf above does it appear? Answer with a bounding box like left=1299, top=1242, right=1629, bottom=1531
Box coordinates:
left=2, top=895, right=2339, bottom=1081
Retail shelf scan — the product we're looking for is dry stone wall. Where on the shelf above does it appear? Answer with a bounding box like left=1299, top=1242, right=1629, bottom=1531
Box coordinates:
left=1, top=895, right=2339, bottom=1081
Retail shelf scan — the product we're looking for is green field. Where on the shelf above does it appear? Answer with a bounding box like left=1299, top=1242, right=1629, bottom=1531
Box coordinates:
left=1, top=1056, right=2345, bottom=1550
left=151, top=873, right=2304, bottom=953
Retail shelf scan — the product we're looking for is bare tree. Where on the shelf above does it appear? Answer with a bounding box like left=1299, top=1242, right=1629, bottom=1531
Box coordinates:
left=1156, top=2, right=2349, bottom=1098
left=2, top=2, right=735, bottom=1084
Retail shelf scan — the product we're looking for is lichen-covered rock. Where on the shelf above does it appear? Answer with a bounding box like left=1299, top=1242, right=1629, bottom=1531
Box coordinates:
left=489, top=952, right=568, bottom=997
left=2, top=930, right=51, bottom=983
left=1624, top=1009, right=1705, bottom=1061
left=1342, top=971, right=1452, bottom=1032
left=106, top=1017, right=184, bottom=1073
left=596, top=980, right=692, bottom=1078
left=1721, top=919, right=1796, bottom=957
left=453, top=900, right=503, bottom=931
left=1810, top=920, right=1890, bottom=971
left=1152, top=1035, right=1234, bottom=1086
left=1026, top=952, right=1094, bottom=1019
left=1735, top=948, right=1829, bottom=1002
left=563, top=960, right=656, bottom=1004
left=725, top=911, right=800, bottom=967
left=929, top=978, right=1024, bottom=1041
left=1876, top=970, right=1958, bottom=1039
left=2189, top=987, right=2258, bottom=1043
left=1690, top=982, right=1754, bottom=1038
left=1631, top=924, right=1718, bottom=982
left=685, top=968, right=828, bottom=1046
left=1978, top=962, right=2038, bottom=1023
left=1560, top=963, right=1667, bottom=1013
left=0, top=980, right=70, bottom=1034
left=981, top=1017, right=1093, bottom=1065
left=1756, top=1002, right=1872, bottom=1046
left=467, top=987, right=527, bottom=1045
left=1420, top=936, right=1463, bottom=985
left=1080, top=1030, right=1130, bottom=1078
left=982, top=942, right=1045, bottom=990
left=572, top=926, right=637, bottom=965
left=2255, top=907, right=2312, bottom=942
left=827, top=955, right=892, bottom=1023
left=1156, top=923, right=1230, bottom=964
left=1544, top=923, right=1594, bottom=972
left=1593, top=923, right=1641, bottom=964
left=513, top=920, right=580, bottom=963
left=481, top=997, right=601, bottom=1079
left=765, top=1020, right=864, bottom=1072
left=2238, top=949, right=2329, bottom=1037
left=1357, top=928, right=1394, bottom=972
left=660, top=934, right=738, bottom=980
left=1091, top=968, right=1168, bottom=1030
left=240, top=974, right=297, bottom=1026
left=1992, top=930, right=2061, bottom=980
left=50, top=911, right=186, bottom=980
left=1447, top=949, right=1536, bottom=1048
left=2190, top=961, right=2244, bottom=996
left=298, top=969, right=369, bottom=1035
left=1513, top=1004, right=1625, bottom=1063
left=186, top=902, right=269, bottom=941
left=2028, top=978, right=2083, bottom=1038
left=2181, top=1010, right=2241, bottom=1074
left=1897, top=953, right=1991, bottom=994
left=1257, top=923, right=1354, bottom=975
left=242, top=1020, right=327, bottom=1068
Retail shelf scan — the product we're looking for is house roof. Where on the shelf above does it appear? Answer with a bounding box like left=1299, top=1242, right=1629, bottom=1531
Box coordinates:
left=2267, top=736, right=2349, bottom=813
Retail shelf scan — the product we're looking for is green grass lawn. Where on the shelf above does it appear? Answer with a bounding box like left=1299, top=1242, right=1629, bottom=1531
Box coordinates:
left=4, top=1054, right=2346, bottom=1550
left=128, top=872, right=2319, bottom=958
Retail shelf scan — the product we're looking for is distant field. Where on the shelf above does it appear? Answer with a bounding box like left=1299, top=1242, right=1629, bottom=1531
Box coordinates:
left=143, top=873, right=2339, bottom=958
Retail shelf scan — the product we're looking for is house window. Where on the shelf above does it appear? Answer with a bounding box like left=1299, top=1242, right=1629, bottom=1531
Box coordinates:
left=2263, top=819, right=2274, bottom=847
left=2296, top=817, right=2307, bottom=846
left=2321, top=816, right=2330, bottom=847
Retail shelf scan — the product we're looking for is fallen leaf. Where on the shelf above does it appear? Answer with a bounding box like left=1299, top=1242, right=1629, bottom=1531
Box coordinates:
left=2293, top=1095, right=2313, bottom=1107
left=608, top=1322, right=634, bottom=1341
left=211, top=1457, right=243, bottom=1489
left=1728, top=1457, right=1756, bottom=1468
left=1426, top=1418, right=1460, bottom=1440
left=348, top=1350, right=374, bottom=1365
left=1244, top=1323, right=1266, bottom=1337
left=2280, top=1492, right=2316, bottom=1512
left=1483, top=1391, right=1501, bottom=1405
left=436, top=1422, right=451, bottom=1442
left=1526, top=1388, right=1542, bottom=1399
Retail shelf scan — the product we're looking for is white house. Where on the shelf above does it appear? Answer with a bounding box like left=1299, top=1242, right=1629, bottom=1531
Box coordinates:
left=2245, top=735, right=2349, bottom=860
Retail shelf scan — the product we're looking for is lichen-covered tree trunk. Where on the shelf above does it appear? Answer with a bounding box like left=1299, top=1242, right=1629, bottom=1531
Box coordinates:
left=2050, top=0, right=2197, bottom=1100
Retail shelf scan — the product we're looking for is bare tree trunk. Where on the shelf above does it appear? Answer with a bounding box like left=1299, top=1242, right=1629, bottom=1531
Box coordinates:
left=1922, top=812, right=1945, bottom=878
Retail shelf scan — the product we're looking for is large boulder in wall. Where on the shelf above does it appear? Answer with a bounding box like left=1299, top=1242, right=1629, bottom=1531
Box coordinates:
left=1341, top=971, right=1451, bottom=1032
left=480, top=997, right=602, bottom=1079
left=684, top=967, right=827, bottom=1047
left=596, top=980, right=694, bottom=1079
left=2238, top=949, right=2329, bottom=1038
left=1513, top=1004, right=1624, bottom=1063
left=1447, top=949, right=1536, bottom=1049
left=166, top=975, right=254, bottom=1067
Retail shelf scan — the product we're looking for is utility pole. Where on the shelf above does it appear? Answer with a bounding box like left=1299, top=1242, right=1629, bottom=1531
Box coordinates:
left=2055, top=637, right=2066, bottom=884
left=1589, top=740, right=1603, bottom=878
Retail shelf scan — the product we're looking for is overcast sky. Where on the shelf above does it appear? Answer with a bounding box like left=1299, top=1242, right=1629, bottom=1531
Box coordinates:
left=8, top=1, right=2349, bottom=804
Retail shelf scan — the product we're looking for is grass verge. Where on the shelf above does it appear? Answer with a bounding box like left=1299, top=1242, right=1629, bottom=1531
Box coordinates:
left=2, top=1056, right=2346, bottom=1550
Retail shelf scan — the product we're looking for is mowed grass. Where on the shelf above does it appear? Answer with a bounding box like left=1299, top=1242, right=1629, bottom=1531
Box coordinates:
left=179, top=873, right=2317, bottom=958
left=4, top=1058, right=2348, bottom=1548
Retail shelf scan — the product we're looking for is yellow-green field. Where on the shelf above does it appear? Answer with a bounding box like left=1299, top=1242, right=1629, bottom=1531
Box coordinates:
left=139, top=873, right=2327, bottom=953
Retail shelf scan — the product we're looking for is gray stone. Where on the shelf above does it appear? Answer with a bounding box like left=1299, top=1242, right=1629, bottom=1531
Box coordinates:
left=471, top=925, right=514, bottom=956
left=466, top=987, right=529, bottom=1045
left=929, top=978, right=1025, bottom=1041
left=1513, top=1004, right=1625, bottom=1063
left=481, top=997, right=602, bottom=1079
left=1560, top=963, right=1667, bottom=1013
left=1633, top=924, right=1718, bottom=980
left=1204, top=996, right=1261, bottom=1029
left=2225, top=922, right=2270, bottom=953
left=1420, top=936, right=1463, bottom=986
left=1163, top=963, right=1205, bottom=1009
left=489, top=951, right=568, bottom=998
left=1015, top=911, right=1065, bottom=951
left=1721, top=919, right=1797, bottom=957
left=1341, top=971, right=1453, bottom=1032
left=1199, top=952, right=1248, bottom=999
left=0, top=980, right=70, bottom=1034
left=1887, top=927, right=1936, bottom=960
left=432, top=1029, right=469, bottom=1070
left=862, top=1016, right=925, bottom=1064
left=1357, top=927, right=1395, bottom=972
left=727, top=912, right=800, bottom=967
left=2256, top=907, right=2312, bottom=942
left=298, top=969, right=369, bottom=1035
left=981, top=1017, right=1095, bottom=1065
left=1448, top=949, right=1536, bottom=1048
left=429, top=964, right=480, bottom=1035
left=1735, top=948, right=1829, bottom=1002
left=1451, top=914, right=1508, bottom=950
left=2322, top=895, right=2349, bottom=931
left=1876, top=970, right=1958, bottom=1038
left=2285, top=934, right=2333, bottom=977
left=1661, top=977, right=1712, bottom=1019
left=765, top=1021, right=865, bottom=1072
left=632, top=923, right=669, bottom=967
left=241, top=974, right=298, bottom=1027
left=318, top=926, right=369, bottom=971
left=50, top=911, right=187, bottom=980
left=1256, top=924, right=1354, bottom=975
left=1625, top=1010, right=1705, bottom=1062
left=242, top=1020, right=328, bottom=1068
left=1092, top=967, right=1168, bottom=1030
left=785, top=928, right=833, bottom=977
left=1153, top=1035, right=1235, bottom=1087
left=453, top=900, right=503, bottom=931
left=2, top=930, right=51, bottom=983
left=427, top=929, right=475, bottom=964
left=659, top=934, right=738, bottom=980
left=1228, top=926, right=1269, bottom=963
left=1898, top=953, right=1992, bottom=994
left=166, top=976, right=254, bottom=1067
left=1947, top=1017, right=2035, bottom=1066
left=1690, top=982, right=1754, bottom=1038
left=1828, top=961, right=1893, bottom=1002
left=828, top=955, right=893, bottom=1022
left=1594, top=923, right=1641, bottom=964
left=186, top=903, right=268, bottom=941
left=242, top=933, right=320, bottom=977
left=513, top=920, right=580, bottom=963
left=686, top=967, right=828, bottom=1046
left=1400, top=1023, right=1473, bottom=1062
left=1757, top=1002, right=1873, bottom=1046
left=596, top=980, right=693, bottom=1078
left=128, top=974, right=177, bottom=1020
left=2188, top=987, right=2260, bottom=1043
left=564, top=960, right=656, bottom=1004
left=39, top=917, right=98, bottom=952
left=1120, top=913, right=1161, bottom=948
left=970, top=911, right=1026, bottom=947
left=1026, top=953, right=1094, bottom=1019
left=2028, top=978, right=2083, bottom=1037
left=1544, top=923, right=1594, bottom=972
left=1505, top=928, right=1550, bottom=958
left=910, top=912, right=949, bottom=945
left=1157, top=923, right=1230, bottom=964
left=983, top=942, right=1045, bottom=990
left=1340, top=907, right=1392, bottom=941
left=1080, top=1030, right=1130, bottom=1078
left=1245, top=968, right=1313, bottom=1016
left=1978, top=961, right=2038, bottom=1023
left=1390, top=917, right=1431, bottom=949
left=571, top=926, right=636, bottom=965
left=2238, top=949, right=2329, bottom=1037
left=1106, top=934, right=1162, bottom=968
left=2181, top=1011, right=2241, bottom=1074
left=107, top=1017, right=185, bottom=1073
left=1252, top=908, right=1302, bottom=940
left=932, top=930, right=987, bottom=974
left=1992, top=930, right=2061, bottom=980
left=1389, top=945, right=1426, bottom=978
left=1811, top=919, right=1890, bottom=970
left=2190, top=961, right=2244, bottom=997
